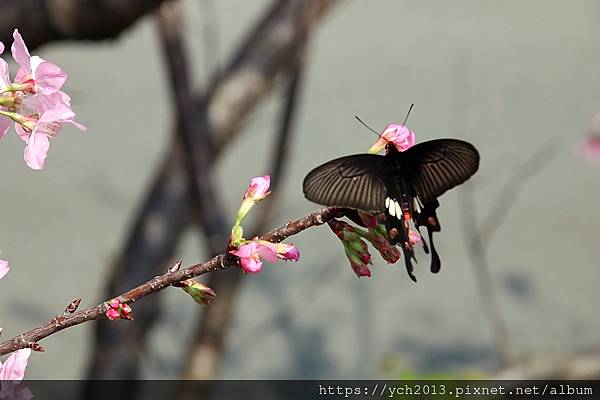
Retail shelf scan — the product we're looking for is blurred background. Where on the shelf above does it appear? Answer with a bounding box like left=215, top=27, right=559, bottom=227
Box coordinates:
left=0, top=0, right=599, bottom=391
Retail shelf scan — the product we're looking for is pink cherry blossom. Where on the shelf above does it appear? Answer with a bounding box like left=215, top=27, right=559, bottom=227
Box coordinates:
left=11, top=30, right=66, bottom=95
left=580, top=135, right=600, bottom=164
left=0, top=259, right=8, bottom=280
left=368, top=124, right=416, bottom=154
left=15, top=91, right=86, bottom=169
left=229, top=240, right=277, bottom=273
left=243, top=175, right=271, bottom=201
left=260, top=241, right=300, bottom=261
left=0, top=349, right=31, bottom=381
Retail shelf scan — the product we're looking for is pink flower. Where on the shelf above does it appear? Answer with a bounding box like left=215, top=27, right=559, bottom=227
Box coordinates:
left=368, top=124, right=415, bottom=154
left=15, top=91, right=86, bottom=169
left=408, top=229, right=422, bottom=246
left=260, top=241, right=300, bottom=261
left=0, top=349, right=31, bottom=381
left=0, top=259, right=8, bottom=280
left=230, top=240, right=277, bottom=273
left=244, top=175, right=271, bottom=201
left=11, top=30, right=66, bottom=95
left=580, top=135, right=600, bottom=164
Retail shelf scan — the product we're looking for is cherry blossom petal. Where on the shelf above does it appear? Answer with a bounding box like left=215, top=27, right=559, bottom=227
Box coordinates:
left=255, top=243, right=278, bottom=263
left=0, top=42, right=4, bottom=54
left=24, top=131, right=50, bottom=170
left=239, top=257, right=262, bottom=273
left=32, top=59, right=67, bottom=94
left=11, top=30, right=31, bottom=75
left=0, top=349, right=31, bottom=382
left=0, top=260, right=8, bottom=280
left=0, top=118, right=10, bottom=141
left=230, top=241, right=257, bottom=258
left=0, top=58, right=9, bottom=89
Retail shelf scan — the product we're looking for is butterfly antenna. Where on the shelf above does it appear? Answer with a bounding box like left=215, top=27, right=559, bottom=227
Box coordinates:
left=402, top=103, right=414, bottom=126
left=354, top=115, right=381, bottom=137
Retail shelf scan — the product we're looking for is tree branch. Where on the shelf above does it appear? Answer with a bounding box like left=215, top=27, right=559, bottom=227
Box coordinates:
left=83, top=0, right=337, bottom=384
left=0, top=0, right=173, bottom=50
left=0, top=207, right=343, bottom=356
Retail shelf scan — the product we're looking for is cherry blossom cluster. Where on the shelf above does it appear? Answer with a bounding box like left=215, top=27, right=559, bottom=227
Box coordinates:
left=0, top=30, right=85, bottom=170
left=228, top=175, right=300, bottom=273
left=328, top=123, right=423, bottom=277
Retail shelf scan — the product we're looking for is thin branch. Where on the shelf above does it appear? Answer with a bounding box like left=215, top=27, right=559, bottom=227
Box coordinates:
left=0, top=207, right=344, bottom=356
left=84, top=0, right=337, bottom=383
left=459, top=184, right=514, bottom=366
left=157, top=0, right=229, bottom=250
left=181, top=43, right=308, bottom=382
left=478, top=140, right=559, bottom=247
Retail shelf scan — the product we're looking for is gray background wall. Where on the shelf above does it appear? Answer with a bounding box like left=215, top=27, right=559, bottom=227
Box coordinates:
left=0, top=0, right=599, bottom=379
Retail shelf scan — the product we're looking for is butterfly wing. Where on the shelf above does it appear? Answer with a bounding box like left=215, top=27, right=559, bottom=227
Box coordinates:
left=303, top=154, right=389, bottom=212
left=402, top=139, right=479, bottom=204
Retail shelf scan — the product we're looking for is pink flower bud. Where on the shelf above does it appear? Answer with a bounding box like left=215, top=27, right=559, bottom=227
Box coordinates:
left=105, top=308, right=120, bottom=320
left=108, top=299, right=120, bottom=309
left=244, top=175, right=271, bottom=201
left=408, top=230, right=422, bottom=246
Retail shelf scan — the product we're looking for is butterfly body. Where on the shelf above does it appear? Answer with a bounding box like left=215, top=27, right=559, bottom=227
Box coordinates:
left=303, top=138, right=479, bottom=280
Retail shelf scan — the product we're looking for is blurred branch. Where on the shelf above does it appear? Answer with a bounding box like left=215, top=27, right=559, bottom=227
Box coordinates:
left=478, top=141, right=559, bottom=247
left=181, top=37, right=308, bottom=382
left=199, top=0, right=221, bottom=81
left=459, top=141, right=559, bottom=367
left=0, top=207, right=343, bottom=356
left=459, top=184, right=514, bottom=366
left=0, top=0, right=172, bottom=50
left=157, top=0, right=229, bottom=251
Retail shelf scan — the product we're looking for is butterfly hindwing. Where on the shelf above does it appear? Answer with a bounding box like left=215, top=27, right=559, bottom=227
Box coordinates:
left=303, top=154, right=389, bottom=212
left=401, top=139, right=479, bottom=204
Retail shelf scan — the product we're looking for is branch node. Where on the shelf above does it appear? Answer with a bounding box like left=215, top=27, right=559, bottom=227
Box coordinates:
left=64, top=298, right=82, bottom=314
left=168, top=260, right=183, bottom=273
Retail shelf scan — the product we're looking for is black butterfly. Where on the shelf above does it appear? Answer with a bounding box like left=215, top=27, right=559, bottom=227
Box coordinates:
left=303, top=139, right=479, bottom=281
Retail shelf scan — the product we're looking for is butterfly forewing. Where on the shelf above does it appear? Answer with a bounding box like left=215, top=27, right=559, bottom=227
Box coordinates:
left=401, top=139, right=479, bottom=204
left=303, top=154, right=389, bottom=211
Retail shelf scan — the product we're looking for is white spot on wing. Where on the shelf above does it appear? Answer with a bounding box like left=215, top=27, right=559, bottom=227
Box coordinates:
left=395, top=201, right=402, bottom=219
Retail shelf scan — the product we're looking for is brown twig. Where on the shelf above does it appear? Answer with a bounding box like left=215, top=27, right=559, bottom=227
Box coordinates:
left=83, top=0, right=337, bottom=384
left=0, top=207, right=343, bottom=356
left=181, top=37, right=309, bottom=382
